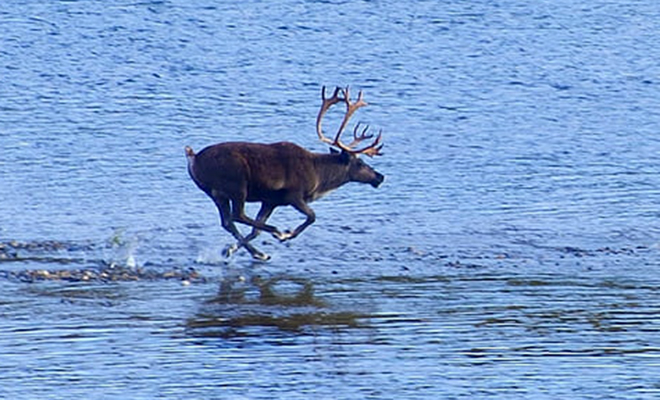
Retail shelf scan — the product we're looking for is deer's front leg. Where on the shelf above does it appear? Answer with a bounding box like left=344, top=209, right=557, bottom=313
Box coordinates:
left=242, top=203, right=276, bottom=244
left=274, top=200, right=316, bottom=242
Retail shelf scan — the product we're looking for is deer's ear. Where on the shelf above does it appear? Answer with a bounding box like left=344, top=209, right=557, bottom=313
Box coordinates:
left=329, top=147, right=339, bottom=154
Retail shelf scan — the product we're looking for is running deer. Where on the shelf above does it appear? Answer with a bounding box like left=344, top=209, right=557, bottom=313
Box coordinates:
left=185, top=86, right=384, bottom=260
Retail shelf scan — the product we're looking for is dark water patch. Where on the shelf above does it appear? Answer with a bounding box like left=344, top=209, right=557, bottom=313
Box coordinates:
left=188, top=311, right=364, bottom=338
left=513, top=240, right=650, bottom=258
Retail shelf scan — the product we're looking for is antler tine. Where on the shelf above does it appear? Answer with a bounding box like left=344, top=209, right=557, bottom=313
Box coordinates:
left=348, top=122, right=374, bottom=148
left=357, top=130, right=384, bottom=157
left=316, top=86, right=343, bottom=145
left=333, top=86, right=369, bottom=145
left=321, top=85, right=341, bottom=101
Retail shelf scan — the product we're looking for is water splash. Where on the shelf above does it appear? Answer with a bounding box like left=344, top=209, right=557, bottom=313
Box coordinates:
left=104, top=228, right=140, bottom=269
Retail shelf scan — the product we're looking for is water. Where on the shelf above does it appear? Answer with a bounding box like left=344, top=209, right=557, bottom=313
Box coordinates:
left=2, top=0, right=660, bottom=398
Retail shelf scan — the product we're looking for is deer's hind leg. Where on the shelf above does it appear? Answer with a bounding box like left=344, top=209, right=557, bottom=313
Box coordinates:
left=212, top=195, right=269, bottom=260
left=228, top=203, right=276, bottom=260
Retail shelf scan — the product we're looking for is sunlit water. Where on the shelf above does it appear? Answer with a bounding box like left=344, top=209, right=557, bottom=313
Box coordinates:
left=2, top=0, right=660, bottom=398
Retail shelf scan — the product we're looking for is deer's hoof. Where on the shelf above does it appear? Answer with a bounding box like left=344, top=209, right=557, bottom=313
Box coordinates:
left=222, top=243, right=239, bottom=258
left=251, top=251, right=271, bottom=262
left=273, top=230, right=294, bottom=242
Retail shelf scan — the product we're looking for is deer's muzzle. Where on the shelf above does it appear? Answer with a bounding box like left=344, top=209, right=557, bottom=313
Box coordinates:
left=371, top=172, right=384, bottom=188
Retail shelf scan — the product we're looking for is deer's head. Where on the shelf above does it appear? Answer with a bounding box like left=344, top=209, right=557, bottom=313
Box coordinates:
left=317, top=86, right=385, bottom=188
left=331, top=148, right=384, bottom=188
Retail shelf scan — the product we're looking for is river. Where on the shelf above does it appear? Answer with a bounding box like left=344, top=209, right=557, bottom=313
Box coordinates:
left=2, top=0, right=660, bottom=398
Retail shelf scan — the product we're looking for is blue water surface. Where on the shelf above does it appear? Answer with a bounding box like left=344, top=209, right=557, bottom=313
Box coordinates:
left=2, top=0, right=660, bottom=399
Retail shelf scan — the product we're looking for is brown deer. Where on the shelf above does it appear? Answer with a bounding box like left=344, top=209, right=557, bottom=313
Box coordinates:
left=185, top=86, right=384, bottom=260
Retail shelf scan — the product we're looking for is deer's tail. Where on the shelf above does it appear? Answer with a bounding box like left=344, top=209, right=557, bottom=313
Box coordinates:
left=185, top=146, right=200, bottom=184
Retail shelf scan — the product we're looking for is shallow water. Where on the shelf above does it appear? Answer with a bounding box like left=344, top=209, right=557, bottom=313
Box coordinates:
left=2, top=0, right=660, bottom=398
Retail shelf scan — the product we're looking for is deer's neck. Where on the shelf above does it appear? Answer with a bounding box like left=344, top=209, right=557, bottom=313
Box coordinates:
left=311, top=153, right=350, bottom=201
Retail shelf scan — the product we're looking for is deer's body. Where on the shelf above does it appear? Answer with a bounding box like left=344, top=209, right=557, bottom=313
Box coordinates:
left=188, top=142, right=376, bottom=205
left=186, top=87, right=384, bottom=260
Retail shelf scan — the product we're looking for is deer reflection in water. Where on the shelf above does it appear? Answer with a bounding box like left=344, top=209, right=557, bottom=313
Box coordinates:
left=213, top=274, right=325, bottom=307
left=186, top=275, right=362, bottom=337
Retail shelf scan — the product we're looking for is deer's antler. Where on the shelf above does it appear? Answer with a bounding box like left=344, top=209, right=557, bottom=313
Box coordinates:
left=316, top=86, right=384, bottom=157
